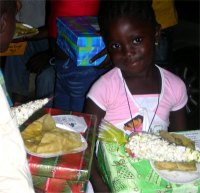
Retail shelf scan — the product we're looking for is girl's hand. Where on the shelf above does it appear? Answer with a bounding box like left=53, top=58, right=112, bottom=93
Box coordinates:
left=169, top=107, right=187, bottom=132
left=90, top=156, right=110, bottom=192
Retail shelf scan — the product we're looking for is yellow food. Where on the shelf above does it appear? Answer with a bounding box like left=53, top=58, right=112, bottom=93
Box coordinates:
left=154, top=161, right=196, bottom=171
left=21, top=122, right=43, bottom=140
left=21, top=114, right=83, bottom=155
left=14, top=22, right=38, bottom=37
left=159, top=131, right=195, bottom=149
left=36, top=130, right=82, bottom=154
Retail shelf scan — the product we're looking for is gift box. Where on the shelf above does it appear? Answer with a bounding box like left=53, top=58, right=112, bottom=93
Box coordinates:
left=0, top=42, right=27, bottom=56
left=32, top=176, right=86, bottom=193
left=20, top=108, right=96, bottom=193
left=56, top=16, right=106, bottom=66
left=97, top=130, right=200, bottom=193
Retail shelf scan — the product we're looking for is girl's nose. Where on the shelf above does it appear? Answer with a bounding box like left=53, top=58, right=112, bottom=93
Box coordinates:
left=124, top=44, right=135, bottom=57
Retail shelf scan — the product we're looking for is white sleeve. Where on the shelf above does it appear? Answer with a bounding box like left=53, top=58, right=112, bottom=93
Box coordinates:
left=0, top=86, right=35, bottom=193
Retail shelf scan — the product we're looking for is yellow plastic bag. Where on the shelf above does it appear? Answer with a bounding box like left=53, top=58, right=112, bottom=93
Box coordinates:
left=98, top=119, right=127, bottom=144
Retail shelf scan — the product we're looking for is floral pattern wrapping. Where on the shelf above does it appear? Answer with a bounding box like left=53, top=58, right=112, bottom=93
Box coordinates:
left=97, top=138, right=200, bottom=193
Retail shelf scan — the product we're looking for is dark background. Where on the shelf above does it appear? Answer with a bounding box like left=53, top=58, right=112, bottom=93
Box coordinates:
left=173, top=0, right=199, bottom=130
left=175, top=0, right=199, bottom=23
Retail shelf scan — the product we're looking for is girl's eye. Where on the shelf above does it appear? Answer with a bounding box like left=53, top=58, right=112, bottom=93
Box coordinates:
left=133, top=37, right=143, bottom=44
left=111, top=43, right=121, bottom=49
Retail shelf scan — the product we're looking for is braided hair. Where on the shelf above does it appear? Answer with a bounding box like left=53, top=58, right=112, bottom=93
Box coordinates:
left=98, top=0, right=158, bottom=42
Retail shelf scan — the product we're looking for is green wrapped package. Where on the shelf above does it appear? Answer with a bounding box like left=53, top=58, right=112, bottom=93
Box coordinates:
left=97, top=133, right=200, bottom=193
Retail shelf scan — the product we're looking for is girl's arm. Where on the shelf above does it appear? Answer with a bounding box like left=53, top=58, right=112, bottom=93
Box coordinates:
left=84, top=98, right=110, bottom=192
left=84, top=98, right=105, bottom=129
left=168, top=106, right=187, bottom=132
left=90, top=156, right=110, bottom=192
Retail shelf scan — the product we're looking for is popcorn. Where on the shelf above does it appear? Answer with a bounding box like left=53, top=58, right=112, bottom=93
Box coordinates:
left=11, top=98, right=49, bottom=126
left=125, top=132, right=200, bottom=162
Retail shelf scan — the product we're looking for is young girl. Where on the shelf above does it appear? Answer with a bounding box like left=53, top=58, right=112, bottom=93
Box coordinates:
left=84, top=1, right=188, bottom=191
left=84, top=0, right=187, bottom=134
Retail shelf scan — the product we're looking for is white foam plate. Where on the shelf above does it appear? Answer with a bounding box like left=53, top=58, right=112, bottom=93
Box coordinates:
left=86, top=181, right=94, bottom=193
left=150, top=161, right=200, bottom=184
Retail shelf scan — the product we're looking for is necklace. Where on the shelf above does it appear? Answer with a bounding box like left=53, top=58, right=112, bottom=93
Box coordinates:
left=123, top=77, right=160, bottom=133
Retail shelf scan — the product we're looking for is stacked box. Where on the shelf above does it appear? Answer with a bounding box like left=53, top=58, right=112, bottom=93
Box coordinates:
left=97, top=130, right=200, bottom=193
left=32, top=176, right=86, bottom=193
left=20, top=108, right=96, bottom=193
left=56, top=16, right=106, bottom=66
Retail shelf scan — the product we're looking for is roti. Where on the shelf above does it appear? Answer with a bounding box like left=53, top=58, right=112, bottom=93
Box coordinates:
left=21, top=114, right=83, bottom=155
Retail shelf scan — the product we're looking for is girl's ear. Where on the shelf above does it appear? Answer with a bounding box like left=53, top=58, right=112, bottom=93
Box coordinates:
left=154, top=24, right=161, bottom=44
left=0, top=14, right=7, bottom=34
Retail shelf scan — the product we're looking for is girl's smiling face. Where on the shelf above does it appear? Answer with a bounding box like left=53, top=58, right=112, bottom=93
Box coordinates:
left=106, top=16, right=160, bottom=76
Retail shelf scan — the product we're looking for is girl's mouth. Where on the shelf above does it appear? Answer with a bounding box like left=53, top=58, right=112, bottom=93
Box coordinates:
left=125, top=60, right=140, bottom=68
left=125, top=55, right=143, bottom=67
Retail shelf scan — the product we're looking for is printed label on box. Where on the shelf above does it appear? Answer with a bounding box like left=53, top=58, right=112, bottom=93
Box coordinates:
left=0, top=42, right=27, bottom=56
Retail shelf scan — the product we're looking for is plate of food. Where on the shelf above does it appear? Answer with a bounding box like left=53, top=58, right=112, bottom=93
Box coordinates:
left=21, top=114, right=87, bottom=158
left=125, top=131, right=200, bottom=184
left=150, top=131, right=200, bottom=184
left=13, top=22, right=39, bottom=39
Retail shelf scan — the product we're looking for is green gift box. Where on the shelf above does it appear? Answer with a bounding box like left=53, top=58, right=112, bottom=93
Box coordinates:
left=97, top=130, right=200, bottom=193
left=56, top=16, right=106, bottom=66
left=21, top=108, right=97, bottom=193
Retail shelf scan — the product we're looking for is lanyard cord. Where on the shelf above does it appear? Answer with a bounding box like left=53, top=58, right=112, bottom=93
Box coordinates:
left=123, top=78, right=135, bottom=131
left=122, top=75, right=161, bottom=133
left=147, top=93, right=160, bottom=133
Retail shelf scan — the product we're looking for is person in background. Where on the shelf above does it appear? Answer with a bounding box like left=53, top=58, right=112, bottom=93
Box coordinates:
left=0, top=0, right=20, bottom=105
left=0, top=0, right=22, bottom=106
left=0, top=69, right=12, bottom=106
left=152, top=0, right=178, bottom=69
left=47, top=0, right=110, bottom=112
left=0, top=0, right=34, bottom=192
left=84, top=1, right=187, bottom=191
left=3, top=0, right=55, bottom=105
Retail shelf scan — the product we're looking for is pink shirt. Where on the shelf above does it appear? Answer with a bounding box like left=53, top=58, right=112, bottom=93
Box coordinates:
left=87, top=66, right=188, bottom=132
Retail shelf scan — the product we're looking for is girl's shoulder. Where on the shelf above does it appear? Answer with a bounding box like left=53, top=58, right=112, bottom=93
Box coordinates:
left=158, top=66, right=184, bottom=84
left=158, top=66, right=187, bottom=98
left=92, top=67, right=122, bottom=94
left=100, top=67, right=120, bottom=80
